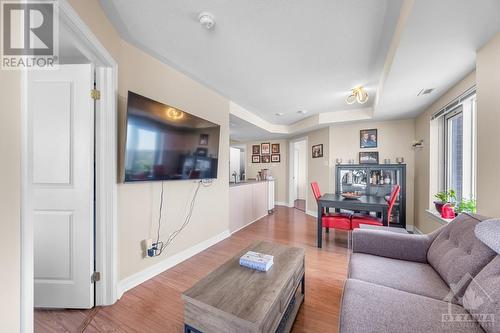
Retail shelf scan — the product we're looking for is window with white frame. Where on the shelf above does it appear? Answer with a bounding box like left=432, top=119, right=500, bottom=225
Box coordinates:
left=440, top=93, right=477, bottom=202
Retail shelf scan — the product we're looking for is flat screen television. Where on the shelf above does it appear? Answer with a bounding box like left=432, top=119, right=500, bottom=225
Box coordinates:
left=123, top=91, right=220, bottom=182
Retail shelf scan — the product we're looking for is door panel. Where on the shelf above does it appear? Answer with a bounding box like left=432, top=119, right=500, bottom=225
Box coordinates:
left=32, top=82, right=72, bottom=185
left=29, top=64, right=95, bottom=309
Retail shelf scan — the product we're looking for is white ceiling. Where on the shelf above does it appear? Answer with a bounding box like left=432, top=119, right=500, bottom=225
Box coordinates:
left=99, top=0, right=500, bottom=140
left=376, top=0, right=500, bottom=119
left=230, top=114, right=287, bottom=142
left=100, top=0, right=402, bottom=124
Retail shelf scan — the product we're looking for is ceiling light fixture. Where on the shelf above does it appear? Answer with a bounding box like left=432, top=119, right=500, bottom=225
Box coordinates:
left=346, top=86, right=369, bottom=105
left=198, top=12, right=215, bottom=29
left=166, top=107, right=184, bottom=120
left=297, top=110, right=308, bottom=114
left=275, top=112, right=284, bottom=116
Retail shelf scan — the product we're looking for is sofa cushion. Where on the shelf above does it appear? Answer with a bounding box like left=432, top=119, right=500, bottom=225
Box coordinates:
left=349, top=253, right=452, bottom=302
left=340, top=279, right=484, bottom=333
left=427, top=213, right=497, bottom=302
left=463, top=256, right=500, bottom=333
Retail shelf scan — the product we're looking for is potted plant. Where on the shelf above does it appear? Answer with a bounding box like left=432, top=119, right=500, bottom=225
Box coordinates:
left=455, top=198, right=477, bottom=214
left=434, top=190, right=456, bottom=214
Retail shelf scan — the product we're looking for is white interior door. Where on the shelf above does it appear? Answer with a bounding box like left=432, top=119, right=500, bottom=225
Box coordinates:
left=29, top=64, right=95, bottom=308
left=293, top=148, right=299, bottom=200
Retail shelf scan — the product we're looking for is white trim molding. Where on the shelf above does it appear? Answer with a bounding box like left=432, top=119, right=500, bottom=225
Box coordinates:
left=306, top=210, right=318, bottom=218
left=274, top=201, right=289, bottom=207
left=21, top=1, right=118, bottom=331
left=426, top=209, right=453, bottom=225
left=230, top=101, right=372, bottom=138
left=117, top=230, right=230, bottom=298
left=414, top=226, right=424, bottom=235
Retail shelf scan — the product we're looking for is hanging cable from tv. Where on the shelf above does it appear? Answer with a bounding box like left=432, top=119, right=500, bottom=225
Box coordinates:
left=149, top=180, right=207, bottom=257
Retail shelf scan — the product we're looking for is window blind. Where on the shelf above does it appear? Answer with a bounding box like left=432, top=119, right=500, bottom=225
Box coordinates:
left=431, top=85, right=476, bottom=120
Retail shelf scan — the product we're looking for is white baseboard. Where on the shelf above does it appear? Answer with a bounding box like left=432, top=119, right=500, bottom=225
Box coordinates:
left=406, top=225, right=414, bottom=233
left=414, top=226, right=424, bottom=234
left=306, top=210, right=318, bottom=218
left=275, top=201, right=288, bottom=206
left=117, top=230, right=230, bottom=298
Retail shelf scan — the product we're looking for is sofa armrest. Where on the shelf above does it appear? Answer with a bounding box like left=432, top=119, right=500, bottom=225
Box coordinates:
left=352, top=229, right=435, bottom=263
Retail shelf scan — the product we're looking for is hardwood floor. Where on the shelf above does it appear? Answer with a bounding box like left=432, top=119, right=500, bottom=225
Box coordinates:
left=35, top=206, right=349, bottom=333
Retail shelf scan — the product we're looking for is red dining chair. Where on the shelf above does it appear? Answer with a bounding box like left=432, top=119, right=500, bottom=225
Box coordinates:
left=311, top=182, right=352, bottom=247
left=351, top=185, right=400, bottom=228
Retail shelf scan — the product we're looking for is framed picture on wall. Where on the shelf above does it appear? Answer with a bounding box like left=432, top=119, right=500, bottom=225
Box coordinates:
left=271, top=154, right=280, bottom=163
left=312, top=144, right=323, bottom=158
left=261, top=142, right=271, bottom=154
left=252, top=145, right=260, bottom=155
left=262, top=155, right=271, bottom=163
left=252, top=155, right=261, bottom=163
left=199, top=133, right=209, bottom=146
left=271, top=143, right=280, bottom=154
left=359, top=151, right=379, bottom=164
left=360, top=129, right=378, bottom=148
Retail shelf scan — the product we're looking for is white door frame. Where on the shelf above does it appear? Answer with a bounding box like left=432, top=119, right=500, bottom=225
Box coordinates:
left=288, top=137, right=308, bottom=209
left=20, top=1, right=118, bottom=331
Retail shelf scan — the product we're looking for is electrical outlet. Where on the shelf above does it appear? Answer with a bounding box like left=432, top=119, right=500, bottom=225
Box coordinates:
left=143, top=239, right=154, bottom=258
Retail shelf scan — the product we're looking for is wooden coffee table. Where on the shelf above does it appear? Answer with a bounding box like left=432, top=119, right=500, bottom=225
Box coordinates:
left=182, top=241, right=305, bottom=333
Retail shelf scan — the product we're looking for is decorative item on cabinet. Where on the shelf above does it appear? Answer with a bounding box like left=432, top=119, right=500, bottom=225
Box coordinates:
left=336, top=164, right=407, bottom=228
left=359, top=151, right=379, bottom=164
left=384, top=172, right=391, bottom=185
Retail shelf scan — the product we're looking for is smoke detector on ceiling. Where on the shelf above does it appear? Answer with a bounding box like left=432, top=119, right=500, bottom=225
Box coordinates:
left=198, top=12, right=215, bottom=29
left=297, top=110, right=308, bottom=114
left=417, top=88, right=435, bottom=96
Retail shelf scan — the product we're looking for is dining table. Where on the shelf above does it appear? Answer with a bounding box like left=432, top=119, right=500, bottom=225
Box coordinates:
left=316, top=193, right=389, bottom=248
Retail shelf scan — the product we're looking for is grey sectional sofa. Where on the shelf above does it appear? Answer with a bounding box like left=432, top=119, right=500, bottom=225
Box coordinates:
left=340, top=213, right=499, bottom=333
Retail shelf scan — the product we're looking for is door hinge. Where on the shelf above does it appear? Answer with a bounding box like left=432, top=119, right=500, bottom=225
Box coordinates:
left=91, top=89, right=101, bottom=100
left=91, top=271, right=101, bottom=283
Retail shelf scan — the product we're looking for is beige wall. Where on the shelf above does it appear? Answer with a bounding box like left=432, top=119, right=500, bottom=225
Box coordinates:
left=116, top=41, right=230, bottom=279
left=67, top=1, right=232, bottom=280
left=245, top=140, right=288, bottom=203
left=414, top=72, right=476, bottom=233
left=476, top=32, right=500, bottom=218
left=0, top=71, right=21, bottom=332
left=329, top=119, right=416, bottom=228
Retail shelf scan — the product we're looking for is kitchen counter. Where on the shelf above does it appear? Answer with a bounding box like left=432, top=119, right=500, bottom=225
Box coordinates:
left=229, top=180, right=275, bottom=233
left=229, top=179, right=272, bottom=187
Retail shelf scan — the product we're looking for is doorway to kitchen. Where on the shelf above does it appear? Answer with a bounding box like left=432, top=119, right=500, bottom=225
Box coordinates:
left=292, top=139, right=307, bottom=211
left=229, top=145, right=246, bottom=183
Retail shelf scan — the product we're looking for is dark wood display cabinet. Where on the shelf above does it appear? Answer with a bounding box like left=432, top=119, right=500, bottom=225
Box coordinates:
left=335, top=164, right=407, bottom=228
